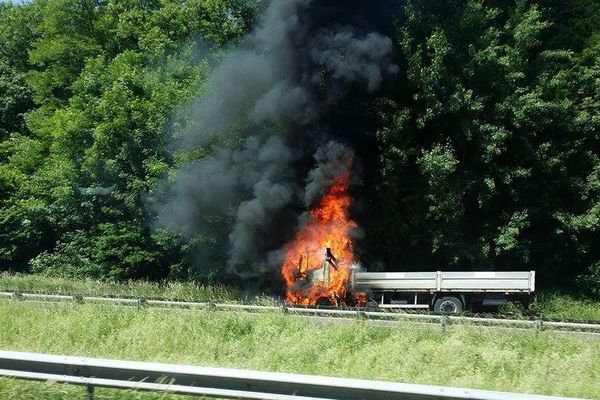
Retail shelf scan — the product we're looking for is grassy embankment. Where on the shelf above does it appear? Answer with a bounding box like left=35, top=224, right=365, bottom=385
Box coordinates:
left=2, top=272, right=600, bottom=321
left=0, top=301, right=599, bottom=400
left=0, top=272, right=241, bottom=302
left=533, top=292, right=600, bottom=322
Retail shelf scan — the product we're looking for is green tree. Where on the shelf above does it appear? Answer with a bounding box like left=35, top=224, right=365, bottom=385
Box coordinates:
left=372, top=0, right=599, bottom=287
left=0, top=62, right=33, bottom=141
left=0, top=0, right=257, bottom=278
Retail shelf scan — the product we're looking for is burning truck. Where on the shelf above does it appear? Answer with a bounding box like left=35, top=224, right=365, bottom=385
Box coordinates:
left=156, top=0, right=535, bottom=312
left=280, top=165, right=535, bottom=314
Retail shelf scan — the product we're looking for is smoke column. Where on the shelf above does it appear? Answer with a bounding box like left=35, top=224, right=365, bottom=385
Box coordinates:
left=156, top=0, right=399, bottom=286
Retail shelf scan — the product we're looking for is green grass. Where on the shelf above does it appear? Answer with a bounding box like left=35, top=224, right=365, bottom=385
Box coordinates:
left=0, top=272, right=240, bottom=302
left=0, top=380, right=199, bottom=400
left=536, top=292, right=600, bottom=322
left=2, top=272, right=600, bottom=322
left=0, top=301, right=599, bottom=399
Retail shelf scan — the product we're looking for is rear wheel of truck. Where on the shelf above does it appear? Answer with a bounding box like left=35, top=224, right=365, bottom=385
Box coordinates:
left=434, top=296, right=463, bottom=314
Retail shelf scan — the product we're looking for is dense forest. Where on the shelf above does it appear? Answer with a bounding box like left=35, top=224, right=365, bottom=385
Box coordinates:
left=0, top=0, right=598, bottom=297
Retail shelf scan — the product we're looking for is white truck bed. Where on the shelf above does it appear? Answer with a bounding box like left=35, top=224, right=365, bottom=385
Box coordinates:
left=351, top=270, right=535, bottom=293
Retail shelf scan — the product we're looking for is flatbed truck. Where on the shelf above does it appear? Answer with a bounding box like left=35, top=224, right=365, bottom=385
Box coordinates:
left=349, top=269, right=535, bottom=313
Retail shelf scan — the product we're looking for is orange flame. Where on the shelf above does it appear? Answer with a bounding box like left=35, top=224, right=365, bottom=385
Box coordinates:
left=281, top=160, right=357, bottom=306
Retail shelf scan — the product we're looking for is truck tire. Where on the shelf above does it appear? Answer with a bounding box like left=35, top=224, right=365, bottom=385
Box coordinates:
left=434, top=296, right=463, bottom=314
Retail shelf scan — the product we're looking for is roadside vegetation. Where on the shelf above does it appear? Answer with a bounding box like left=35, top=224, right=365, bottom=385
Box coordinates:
left=496, top=293, right=600, bottom=323
left=1, top=0, right=599, bottom=296
left=0, top=382, right=198, bottom=400
left=2, top=272, right=600, bottom=322
left=534, top=292, right=600, bottom=322
left=0, top=272, right=240, bottom=302
left=0, top=301, right=598, bottom=400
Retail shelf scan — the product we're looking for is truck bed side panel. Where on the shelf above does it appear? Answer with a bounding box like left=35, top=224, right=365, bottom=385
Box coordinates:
left=354, top=272, right=436, bottom=291
left=439, top=271, right=531, bottom=291
left=353, top=271, right=533, bottom=293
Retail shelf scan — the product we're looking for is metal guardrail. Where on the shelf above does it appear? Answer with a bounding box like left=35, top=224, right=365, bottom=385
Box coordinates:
left=0, top=351, right=585, bottom=400
left=1, top=291, right=599, bottom=336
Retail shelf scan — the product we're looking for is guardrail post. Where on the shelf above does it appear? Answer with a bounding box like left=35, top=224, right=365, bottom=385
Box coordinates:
left=86, top=384, right=94, bottom=400
left=280, top=304, right=288, bottom=314
left=136, top=298, right=146, bottom=311
left=440, top=316, right=448, bottom=332
left=534, top=319, right=543, bottom=334
left=73, top=295, right=83, bottom=304
left=11, top=292, right=22, bottom=301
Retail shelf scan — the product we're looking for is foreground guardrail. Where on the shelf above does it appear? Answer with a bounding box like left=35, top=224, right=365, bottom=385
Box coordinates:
left=0, top=351, right=584, bottom=400
left=1, top=291, right=599, bottom=336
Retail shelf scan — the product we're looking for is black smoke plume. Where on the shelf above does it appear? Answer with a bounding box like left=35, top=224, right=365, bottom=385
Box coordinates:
left=156, top=0, right=399, bottom=287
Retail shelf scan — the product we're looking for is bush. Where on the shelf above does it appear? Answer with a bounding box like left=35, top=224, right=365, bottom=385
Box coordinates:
left=576, top=262, right=600, bottom=300
left=29, top=241, right=105, bottom=279
left=28, top=225, right=188, bottom=282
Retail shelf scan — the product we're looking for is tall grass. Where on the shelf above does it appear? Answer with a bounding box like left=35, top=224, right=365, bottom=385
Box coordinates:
left=0, top=272, right=240, bottom=302
left=2, top=272, right=600, bottom=322
left=0, top=380, right=199, bottom=400
left=0, top=301, right=598, bottom=399
left=536, top=292, right=600, bottom=322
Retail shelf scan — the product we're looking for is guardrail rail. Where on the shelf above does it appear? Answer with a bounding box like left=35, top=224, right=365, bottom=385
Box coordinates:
left=0, top=351, right=586, bottom=400
left=1, top=291, right=599, bottom=337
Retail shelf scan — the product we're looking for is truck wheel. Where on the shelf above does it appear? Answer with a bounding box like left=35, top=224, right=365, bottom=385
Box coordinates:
left=434, top=296, right=463, bottom=314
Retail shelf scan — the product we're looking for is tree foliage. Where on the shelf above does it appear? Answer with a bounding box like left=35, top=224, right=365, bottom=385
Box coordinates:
left=0, top=0, right=256, bottom=280
left=0, top=0, right=597, bottom=294
left=370, top=0, right=599, bottom=290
